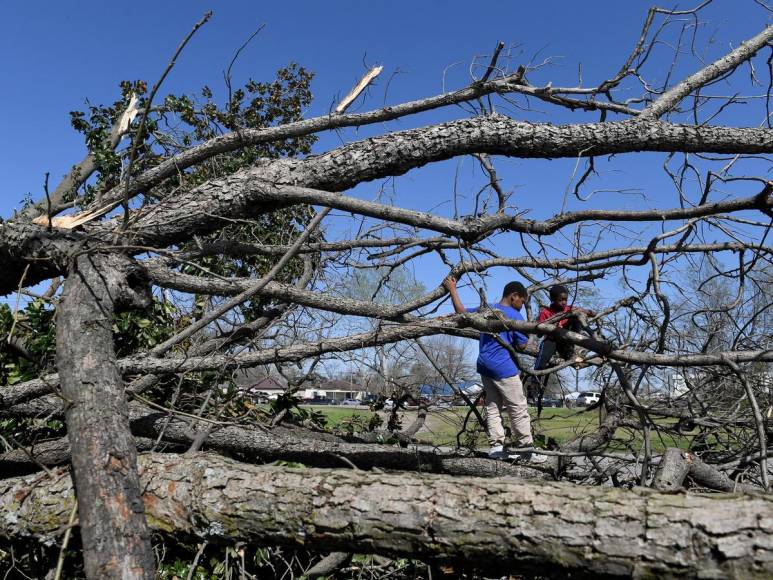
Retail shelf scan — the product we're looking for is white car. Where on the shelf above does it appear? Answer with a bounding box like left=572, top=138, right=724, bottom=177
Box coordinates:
left=576, top=392, right=601, bottom=407
left=341, top=398, right=360, bottom=406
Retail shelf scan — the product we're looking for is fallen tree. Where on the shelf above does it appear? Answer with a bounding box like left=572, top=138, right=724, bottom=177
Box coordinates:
left=2, top=453, right=771, bottom=578
left=0, top=406, right=548, bottom=479
left=2, top=3, right=773, bottom=577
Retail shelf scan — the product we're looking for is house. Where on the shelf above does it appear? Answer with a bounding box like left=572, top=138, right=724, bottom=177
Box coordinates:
left=240, top=376, right=287, bottom=401
left=302, top=379, right=371, bottom=402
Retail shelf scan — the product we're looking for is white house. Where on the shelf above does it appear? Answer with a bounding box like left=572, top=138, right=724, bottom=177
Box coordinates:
left=302, top=379, right=371, bottom=402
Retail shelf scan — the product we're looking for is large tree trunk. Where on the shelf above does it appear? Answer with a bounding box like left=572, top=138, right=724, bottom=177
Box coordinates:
left=56, top=252, right=155, bottom=579
left=2, top=453, right=771, bottom=579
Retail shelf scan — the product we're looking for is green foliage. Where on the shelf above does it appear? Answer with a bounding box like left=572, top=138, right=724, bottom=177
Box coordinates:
left=113, top=295, right=177, bottom=356
left=270, top=391, right=327, bottom=428
left=70, top=80, right=148, bottom=205
left=70, top=65, right=318, bottom=286
left=333, top=411, right=383, bottom=437
left=0, top=295, right=181, bottom=447
left=0, top=300, right=56, bottom=385
left=161, top=63, right=314, bottom=155
left=1, top=61, right=320, bottom=399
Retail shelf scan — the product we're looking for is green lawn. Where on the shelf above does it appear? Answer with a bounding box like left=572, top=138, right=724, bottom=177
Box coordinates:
left=313, top=405, right=695, bottom=453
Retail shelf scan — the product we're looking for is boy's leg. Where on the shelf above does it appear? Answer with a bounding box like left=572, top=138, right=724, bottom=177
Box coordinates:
left=496, top=375, right=533, bottom=447
left=531, top=339, right=556, bottom=404
left=562, top=317, right=587, bottom=360
left=557, top=338, right=575, bottom=361
left=481, top=376, right=505, bottom=447
left=534, top=338, right=557, bottom=371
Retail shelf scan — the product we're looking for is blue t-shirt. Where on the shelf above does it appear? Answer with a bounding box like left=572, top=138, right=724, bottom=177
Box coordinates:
left=468, top=304, right=528, bottom=379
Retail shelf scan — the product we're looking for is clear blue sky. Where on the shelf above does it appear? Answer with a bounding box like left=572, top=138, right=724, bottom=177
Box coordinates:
left=2, top=1, right=770, bottom=308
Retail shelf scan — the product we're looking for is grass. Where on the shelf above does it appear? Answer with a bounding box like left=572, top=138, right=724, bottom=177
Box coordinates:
left=311, top=405, right=696, bottom=454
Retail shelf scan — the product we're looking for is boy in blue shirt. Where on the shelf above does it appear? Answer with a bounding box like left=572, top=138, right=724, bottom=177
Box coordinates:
left=443, top=275, right=546, bottom=463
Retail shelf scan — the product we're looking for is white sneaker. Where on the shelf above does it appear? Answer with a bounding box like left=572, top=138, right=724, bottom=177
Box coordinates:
left=506, top=449, right=549, bottom=463
left=488, top=444, right=506, bottom=459
left=525, top=452, right=548, bottom=464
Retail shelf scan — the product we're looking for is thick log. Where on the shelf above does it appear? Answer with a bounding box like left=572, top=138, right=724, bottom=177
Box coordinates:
left=132, top=410, right=546, bottom=478
left=56, top=252, right=155, bottom=579
left=653, top=448, right=691, bottom=491
left=1, top=453, right=772, bottom=578
left=654, top=447, right=762, bottom=494
left=0, top=405, right=546, bottom=479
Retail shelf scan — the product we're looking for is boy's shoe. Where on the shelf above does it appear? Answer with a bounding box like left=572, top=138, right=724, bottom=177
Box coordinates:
left=523, top=452, right=548, bottom=464
left=488, top=444, right=507, bottom=459
left=506, top=448, right=549, bottom=464
left=572, top=347, right=591, bottom=368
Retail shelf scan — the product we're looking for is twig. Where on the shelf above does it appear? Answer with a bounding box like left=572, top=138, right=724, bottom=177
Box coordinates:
left=722, top=355, right=769, bottom=491
left=415, top=339, right=488, bottom=441
left=43, top=173, right=52, bottom=232
left=479, top=41, right=505, bottom=83
left=185, top=541, right=208, bottom=580
left=224, top=24, right=266, bottom=106
left=121, top=11, right=213, bottom=229
left=7, top=264, right=30, bottom=344
left=184, top=388, right=218, bottom=455
left=0, top=434, right=55, bottom=477
left=130, top=392, right=232, bottom=426
left=52, top=501, right=78, bottom=580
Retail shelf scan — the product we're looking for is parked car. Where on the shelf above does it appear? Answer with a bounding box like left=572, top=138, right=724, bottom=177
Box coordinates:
left=307, top=397, right=331, bottom=405
left=576, top=392, right=601, bottom=407
left=432, top=400, right=453, bottom=410
left=528, top=396, right=563, bottom=408
left=541, top=397, right=563, bottom=408
left=341, top=398, right=360, bottom=406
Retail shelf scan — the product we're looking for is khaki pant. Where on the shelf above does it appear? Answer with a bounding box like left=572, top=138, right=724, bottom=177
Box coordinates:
left=481, top=374, right=533, bottom=447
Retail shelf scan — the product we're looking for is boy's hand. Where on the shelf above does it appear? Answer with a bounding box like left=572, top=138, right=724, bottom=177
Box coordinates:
left=442, top=275, right=457, bottom=292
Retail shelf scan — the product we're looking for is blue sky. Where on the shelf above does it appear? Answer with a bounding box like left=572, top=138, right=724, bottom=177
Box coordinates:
left=2, top=1, right=771, bottom=310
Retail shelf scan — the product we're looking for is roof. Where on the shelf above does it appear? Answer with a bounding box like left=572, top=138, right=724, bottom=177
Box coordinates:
left=317, top=379, right=368, bottom=392
left=250, top=377, right=287, bottom=392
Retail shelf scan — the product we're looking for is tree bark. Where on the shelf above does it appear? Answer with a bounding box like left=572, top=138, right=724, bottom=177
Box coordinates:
left=2, top=118, right=773, bottom=295
left=0, top=404, right=547, bottom=479
left=652, top=448, right=692, bottom=491
left=653, top=447, right=762, bottom=494
left=56, top=252, right=155, bottom=579
left=2, top=453, right=772, bottom=579
left=132, top=409, right=547, bottom=478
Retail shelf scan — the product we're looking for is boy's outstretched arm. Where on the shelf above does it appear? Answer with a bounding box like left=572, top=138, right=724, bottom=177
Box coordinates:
left=442, top=275, right=467, bottom=314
